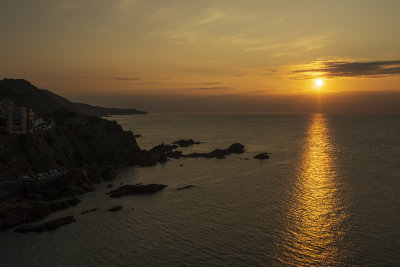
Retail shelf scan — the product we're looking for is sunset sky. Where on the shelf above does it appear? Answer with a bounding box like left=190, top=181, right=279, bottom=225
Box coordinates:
left=1, top=0, right=400, bottom=112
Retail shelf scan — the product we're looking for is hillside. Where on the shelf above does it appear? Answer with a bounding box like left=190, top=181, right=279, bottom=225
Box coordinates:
left=0, top=110, right=145, bottom=177
left=0, top=78, right=146, bottom=117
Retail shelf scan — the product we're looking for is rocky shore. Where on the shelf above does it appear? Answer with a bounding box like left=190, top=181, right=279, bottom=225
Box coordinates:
left=14, top=216, right=76, bottom=233
left=107, top=184, right=167, bottom=198
left=0, top=109, right=272, bottom=233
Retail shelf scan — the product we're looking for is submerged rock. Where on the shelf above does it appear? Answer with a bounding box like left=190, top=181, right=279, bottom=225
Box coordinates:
left=176, top=185, right=195, bottom=191
left=173, top=139, right=201, bottom=147
left=107, top=184, right=167, bottom=198
left=81, top=208, right=98, bottom=214
left=15, top=216, right=76, bottom=233
left=107, top=205, right=122, bottom=212
left=254, top=153, right=270, bottom=160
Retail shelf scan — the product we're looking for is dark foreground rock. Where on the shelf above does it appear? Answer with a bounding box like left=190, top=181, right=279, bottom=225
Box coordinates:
left=0, top=197, right=80, bottom=231
left=107, top=205, right=122, bottom=212
left=108, top=184, right=167, bottom=198
left=0, top=202, right=51, bottom=231
left=254, top=153, right=270, bottom=160
left=15, top=216, right=76, bottom=233
left=184, top=143, right=245, bottom=159
left=49, top=198, right=81, bottom=212
left=173, top=139, right=201, bottom=147
left=102, top=169, right=118, bottom=181
left=176, top=185, right=195, bottom=191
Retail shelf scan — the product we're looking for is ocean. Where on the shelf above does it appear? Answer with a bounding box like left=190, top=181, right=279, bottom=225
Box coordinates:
left=1, top=113, right=400, bottom=266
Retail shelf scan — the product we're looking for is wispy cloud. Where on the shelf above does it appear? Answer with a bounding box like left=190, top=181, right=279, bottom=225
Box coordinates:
left=200, top=82, right=222, bottom=85
left=113, top=77, right=141, bottom=81
left=182, top=86, right=230, bottom=91
left=292, top=60, right=400, bottom=78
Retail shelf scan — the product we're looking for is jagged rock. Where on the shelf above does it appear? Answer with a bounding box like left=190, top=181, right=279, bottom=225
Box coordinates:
left=14, top=216, right=76, bottom=233
left=133, top=134, right=142, bottom=138
left=185, top=143, right=245, bottom=159
left=107, top=184, right=113, bottom=188
left=107, top=184, right=167, bottom=198
left=107, top=205, right=122, bottom=212
left=173, top=139, right=201, bottom=147
left=150, top=143, right=178, bottom=153
left=254, top=153, right=270, bottom=160
left=177, top=185, right=195, bottom=191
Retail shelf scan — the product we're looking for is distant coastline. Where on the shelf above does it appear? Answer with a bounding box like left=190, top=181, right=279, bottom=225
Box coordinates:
left=0, top=78, right=147, bottom=117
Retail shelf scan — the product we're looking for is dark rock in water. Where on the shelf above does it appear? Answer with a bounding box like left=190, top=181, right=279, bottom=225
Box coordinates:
left=102, top=169, right=118, bottom=181
left=167, top=151, right=183, bottom=159
left=108, top=184, right=167, bottom=198
left=133, top=134, right=142, bottom=138
left=254, top=153, right=270, bottom=160
left=184, top=143, right=245, bottom=159
left=81, top=208, right=98, bottom=214
left=150, top=143, right=178, bottom=153
left=179, top=164, right=184, bottom=167
left=107, top=184, right=114, bottom=188
left=15, top=216, right=76, bottom=233
left=173, top=139, right=201, bottom=147
left=177, top=185, right=195, bottom=191
left=49, top=198, right=81, bottom=212
left=107, top=205, right=122, bottom=212
left=0, top=202, right=51, bottom=231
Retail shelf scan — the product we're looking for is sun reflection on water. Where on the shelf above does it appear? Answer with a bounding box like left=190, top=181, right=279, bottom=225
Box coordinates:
left=274, top=114, right=348, bottom=266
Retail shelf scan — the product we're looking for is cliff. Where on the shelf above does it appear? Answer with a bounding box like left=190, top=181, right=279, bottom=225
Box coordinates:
left=0, top=110, right=144, bottom=177
left=0, top=78, right=146, bottom=117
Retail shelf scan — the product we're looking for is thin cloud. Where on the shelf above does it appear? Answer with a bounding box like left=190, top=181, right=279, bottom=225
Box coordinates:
left=182, top=86, right=230, bottom=91
left=200, top=82, right=223, bottom=85
left=293, top=60, right=400, bottom=78
left=113, top=77, right=141, bottom=81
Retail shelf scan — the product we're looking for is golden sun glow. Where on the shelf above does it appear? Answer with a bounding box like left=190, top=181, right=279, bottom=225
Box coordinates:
left=315, top=79, right=324, bottom=88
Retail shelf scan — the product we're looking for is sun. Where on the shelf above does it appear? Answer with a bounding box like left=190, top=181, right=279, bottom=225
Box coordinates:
left=315, top=79, right=324, bottom=88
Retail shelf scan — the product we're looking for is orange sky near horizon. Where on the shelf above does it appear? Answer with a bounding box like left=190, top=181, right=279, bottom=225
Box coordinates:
left=1, top=0, right=400, bottom=100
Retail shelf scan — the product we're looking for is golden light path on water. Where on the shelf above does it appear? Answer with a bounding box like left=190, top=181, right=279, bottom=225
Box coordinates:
left=274, top=114, right=348, bottom=266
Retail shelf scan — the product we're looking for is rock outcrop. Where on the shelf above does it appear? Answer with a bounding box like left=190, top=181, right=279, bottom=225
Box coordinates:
left=184, top=143, right=245, bottom=159
left=173, top=139, right=201, bottom=147
left=107, top=205, right=122, bottom=212
left=254, top=153, right=270, bottom=160
left=107, top=184, right=167, bottom=198
left=14, top=216, right=76, bottom=233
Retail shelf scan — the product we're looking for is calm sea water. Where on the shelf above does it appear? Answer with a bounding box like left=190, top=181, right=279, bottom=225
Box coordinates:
left=1, top=113, right=400, bottom=266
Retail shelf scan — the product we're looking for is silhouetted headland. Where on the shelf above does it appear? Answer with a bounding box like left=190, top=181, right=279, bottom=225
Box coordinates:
left=0, top=78, right=146, bottom=117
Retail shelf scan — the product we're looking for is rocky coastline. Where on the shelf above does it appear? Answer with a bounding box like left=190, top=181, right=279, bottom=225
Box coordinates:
left=0, top=111, right=270, bottom=233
